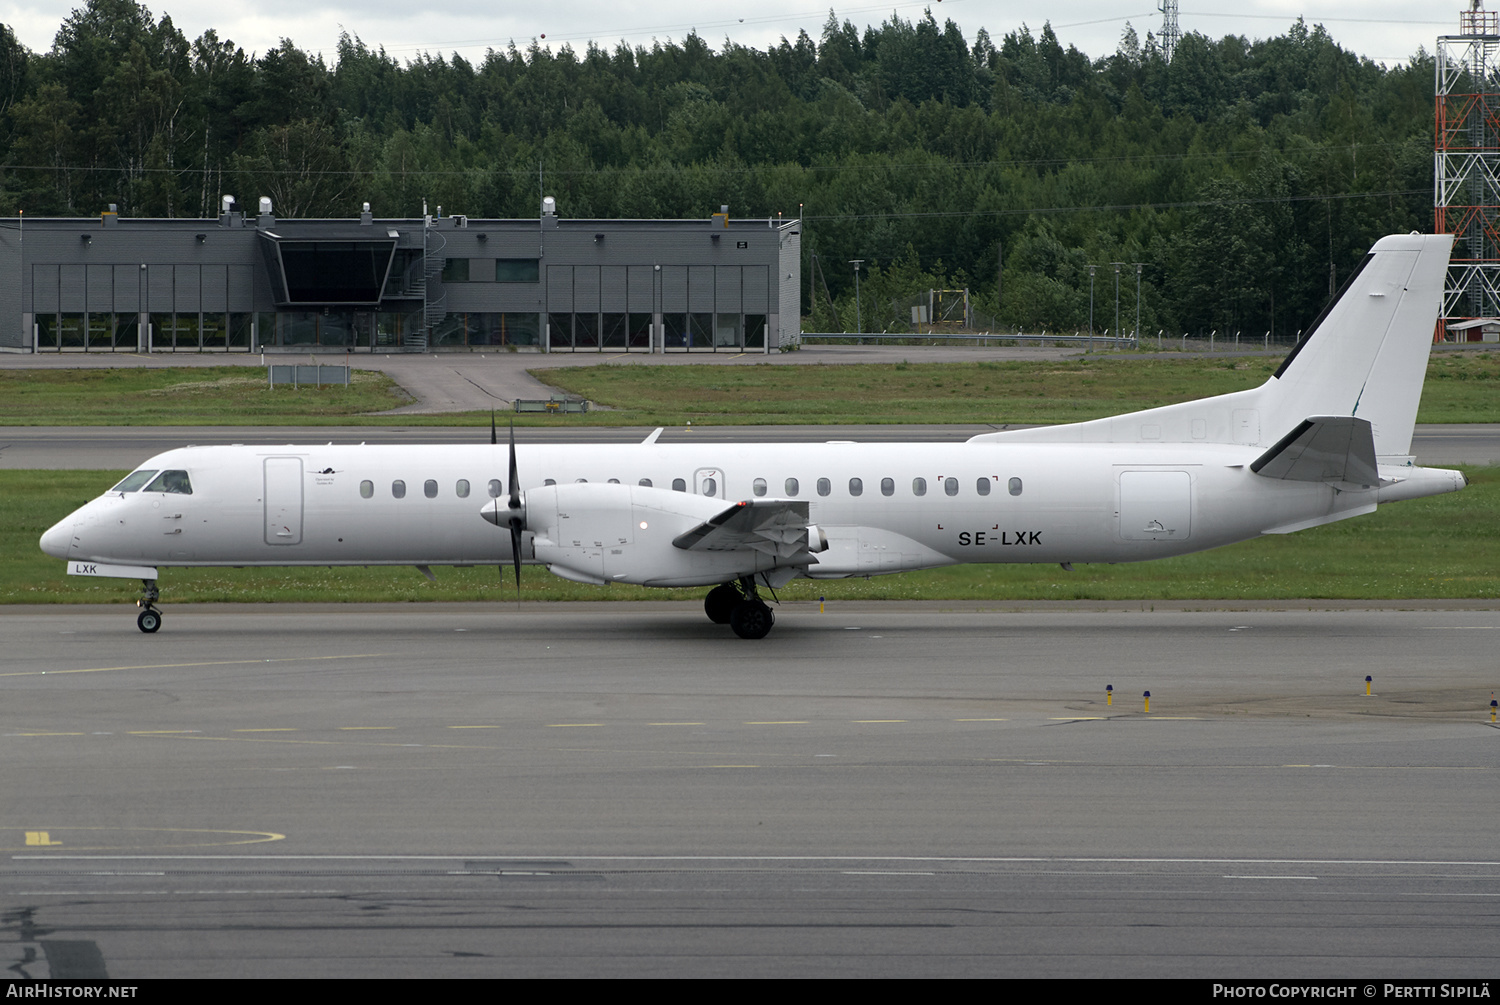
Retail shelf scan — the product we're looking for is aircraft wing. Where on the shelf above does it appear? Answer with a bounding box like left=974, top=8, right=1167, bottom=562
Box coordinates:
left=672, top=499, right=819, bottom=564
left=1250, top=416, right=1379, bottom=488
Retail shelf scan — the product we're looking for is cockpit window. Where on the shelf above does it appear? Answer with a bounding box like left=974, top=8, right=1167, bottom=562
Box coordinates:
left=143, top=470, right=193, bottom=495
left=110, top=470, right=158, bottom=493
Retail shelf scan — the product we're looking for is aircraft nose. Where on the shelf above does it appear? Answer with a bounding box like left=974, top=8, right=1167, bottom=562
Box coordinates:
left=39, top=517, right=75, bottom=559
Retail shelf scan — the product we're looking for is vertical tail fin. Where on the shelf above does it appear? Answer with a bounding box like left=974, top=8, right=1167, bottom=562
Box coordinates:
left=964, top=233, right=1453, bottom=453
left=1265, top=233, right=1453, bottom=459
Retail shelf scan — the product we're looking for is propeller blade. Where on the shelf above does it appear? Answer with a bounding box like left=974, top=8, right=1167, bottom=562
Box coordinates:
left=507, top=422, right=524, bottom=597
left=491, top=409, right=496, bottom=445
left=509, top=520, right=523, bottom=595
left=508, top=421, right=521, bottom=514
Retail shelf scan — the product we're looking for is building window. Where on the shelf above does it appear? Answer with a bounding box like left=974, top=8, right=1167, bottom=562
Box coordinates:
left=573, top=312, right=599, bottom=348
left=442, top=258, right=470, bottom=282
left=495, top=259, right=540, bottom=282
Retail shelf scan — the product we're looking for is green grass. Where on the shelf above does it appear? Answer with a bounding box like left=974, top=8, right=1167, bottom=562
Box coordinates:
left=8, top=467, right=1496, bottom=605
left=2, top=352, right=1496, bottom=427
left=538, top=352, right=1500, bottom=426
left=0, top=367, right=410, bottom=425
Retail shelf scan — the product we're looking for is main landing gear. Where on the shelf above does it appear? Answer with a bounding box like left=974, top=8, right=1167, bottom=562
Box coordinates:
left=704, top=577, right=775, bottom=640
left=136, top=578, right=161, bottom=634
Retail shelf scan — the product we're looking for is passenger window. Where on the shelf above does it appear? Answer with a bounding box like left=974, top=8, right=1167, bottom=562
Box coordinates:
left=639, top=478, right=653, bottom=488
left=912, top=477, right=927, bottom=496
left=976, top=478, right=991, bottom=496
left=945, top=477, right=958, bottom=497
left=392, top=480, right=406, bottom=499
left=360, top=480, right=374, bottom=499
left=575, top=478, right=588, bottom=483
left=672, top=478, right=686, bottom=492
left=487, top=479, right=502, bottom=498
left=111, top=470, right=158, bottom=493
left=544, top=479, right=556, bottom=486
left=752, top=478, right=767, bottom=497
left=1009, top=477, right=1023, bottom=496
left=881, top=477, right=894, bottom=496
left=816, top=477, right=831, bottom=497
left=785, top=477, right=799, bottom=496
left=424, top=479, right=438, bottom=499
left=144, top=470, right=193, bottom=495
left=608, top=478, right=620, bottom=484
left=456, top=479, right=470, bottom=498
left=849, top=477, right=862, bottom=496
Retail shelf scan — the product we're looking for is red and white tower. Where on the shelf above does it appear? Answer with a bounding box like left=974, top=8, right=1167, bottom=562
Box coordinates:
left=1436, top=1, right=1500, bottom=338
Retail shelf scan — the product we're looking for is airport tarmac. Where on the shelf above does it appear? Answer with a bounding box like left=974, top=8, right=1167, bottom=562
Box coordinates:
left=2, top=603, right=1497, bottom=978
left=5, top=423, right=1500, bottom=469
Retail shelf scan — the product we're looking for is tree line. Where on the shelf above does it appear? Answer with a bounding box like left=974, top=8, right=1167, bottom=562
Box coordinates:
left=0, top=1, right=1437, bottom=337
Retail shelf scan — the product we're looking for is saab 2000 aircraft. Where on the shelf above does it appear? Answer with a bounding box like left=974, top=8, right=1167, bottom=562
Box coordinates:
left=41, top=233, right=1466, bottom=638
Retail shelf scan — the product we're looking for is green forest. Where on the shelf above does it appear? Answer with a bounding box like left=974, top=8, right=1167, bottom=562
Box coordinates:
left=0, top=1, right=1437, bottom=338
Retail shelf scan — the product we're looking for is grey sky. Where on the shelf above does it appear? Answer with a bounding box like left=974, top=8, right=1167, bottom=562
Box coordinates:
left=0, top=0, right=1459, bottom=67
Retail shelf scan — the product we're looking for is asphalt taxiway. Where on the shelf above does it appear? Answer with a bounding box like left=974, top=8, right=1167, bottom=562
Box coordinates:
left=2, top=603, right=1497, bottom=977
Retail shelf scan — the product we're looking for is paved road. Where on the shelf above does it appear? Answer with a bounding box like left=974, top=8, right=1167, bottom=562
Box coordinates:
left=2, top=603, right=1497, bottom=977
left=3, top=423, right=1496, bottom=469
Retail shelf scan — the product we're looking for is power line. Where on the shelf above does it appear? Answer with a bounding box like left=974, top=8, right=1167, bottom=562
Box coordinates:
left=801, top=188, right=1429, bottom=222
left=0, top=139, right=1423, bottom=180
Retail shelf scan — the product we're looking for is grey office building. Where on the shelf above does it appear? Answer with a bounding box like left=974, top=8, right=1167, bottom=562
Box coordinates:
left=0, top=199, right=802, bottom=353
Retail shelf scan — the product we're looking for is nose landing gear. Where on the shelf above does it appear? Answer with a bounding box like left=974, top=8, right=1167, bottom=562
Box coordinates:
left=136, top=578, right=161, bottom=633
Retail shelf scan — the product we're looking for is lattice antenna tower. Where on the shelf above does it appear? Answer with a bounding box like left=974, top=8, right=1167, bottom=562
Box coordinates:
left=1158, top=0, right=1180, bottom=61
left=1436, top=1, right=1500, bottom=333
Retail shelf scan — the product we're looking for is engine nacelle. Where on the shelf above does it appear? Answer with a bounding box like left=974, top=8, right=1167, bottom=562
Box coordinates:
left=494, top=482, right=809, bottom=588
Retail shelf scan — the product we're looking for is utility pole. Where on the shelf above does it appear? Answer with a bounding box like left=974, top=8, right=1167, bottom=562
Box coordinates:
left=850, top=259, right=864, bottom=335
left=1089, top=265, right=1097, bottom=336
left=1134, top=263, right=1144, bottom=344
left=1112, top=262, right=1124, bottom=343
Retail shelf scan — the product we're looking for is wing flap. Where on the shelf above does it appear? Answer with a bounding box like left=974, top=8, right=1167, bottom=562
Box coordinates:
left=672, top=499, right=817, bottom=564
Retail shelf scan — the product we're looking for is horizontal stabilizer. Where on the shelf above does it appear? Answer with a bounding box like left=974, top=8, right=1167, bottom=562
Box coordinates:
left=673, top=499, right=818, bottom=564
left=1250, top=416, right=1378, bottom=488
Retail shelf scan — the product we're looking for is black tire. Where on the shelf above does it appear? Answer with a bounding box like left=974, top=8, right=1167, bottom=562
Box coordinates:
left=729, top=601, right=774, bottom=640
left=137, top=609, right=161, bottom=634
left=704, top=583, right=739, bottom=624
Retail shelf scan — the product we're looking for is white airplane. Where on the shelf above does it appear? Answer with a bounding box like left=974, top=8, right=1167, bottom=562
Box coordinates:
left=41, top=233, right=1466, bottom=638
